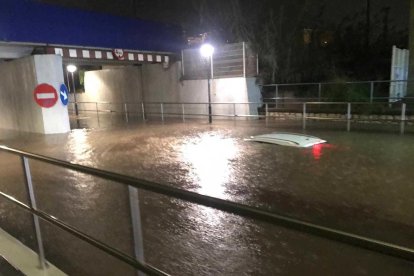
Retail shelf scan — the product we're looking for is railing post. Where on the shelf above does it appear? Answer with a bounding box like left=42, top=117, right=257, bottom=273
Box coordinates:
left=128, top=186, right=145, bottom=276
left=21, top=156, right=47, bottom=270
left=347, top=103, right=352, bottom=132
left=302, top=103, right=307, bottom=130
left=265, top=103, right=269, bottom=122
left=181, top=50, right=185, bottom=77
left=242, top=42, right=246, bottom=78
left=95, top=102, right=100, bottom=127
left=370, top=81, right=374, bottom=103
left=109, top=104, right=113, bottom=124
left=141, top=102, right=146, bottom=121
left=211, top=54, right=214, bottom=79
left=206, top=103, right=208, bottom=120
left=233, top=103, right=236, bottom=119
left=124, top=103, right=129, bottom=123
left=318, top=83, right=322, bottom=101
left=160, top=103, right=164, bottom=122
left=401, top=103, right=406, bottom=134
left=182, top=103, right=185, bottom=122
left=275, top=85, right=279, bottom=108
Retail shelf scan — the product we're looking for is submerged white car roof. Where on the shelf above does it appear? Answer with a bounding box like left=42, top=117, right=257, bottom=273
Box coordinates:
left=248, top=133, right=326, bottom=148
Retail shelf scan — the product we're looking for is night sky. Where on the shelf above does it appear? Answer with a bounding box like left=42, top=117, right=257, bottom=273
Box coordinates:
left=39, top=0, right=409, bottom=36
left=36, top=0, right=410, bottom=81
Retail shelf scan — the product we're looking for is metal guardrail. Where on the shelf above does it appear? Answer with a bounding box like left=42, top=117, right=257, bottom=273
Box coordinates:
left=69, top=101, right=264, bottom=123
left=0, top=146, right=165, bottom=276
left=261, top=79, right=414, bottom=103
left=69, top=100, right=412, bottom=134
left=261, top=101, right=411, bottom=133
left=2, top=145, right=414, bottom=274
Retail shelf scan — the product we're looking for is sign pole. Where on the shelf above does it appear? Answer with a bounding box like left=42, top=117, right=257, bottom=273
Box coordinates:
left=71, top=72, right=79, bottom=116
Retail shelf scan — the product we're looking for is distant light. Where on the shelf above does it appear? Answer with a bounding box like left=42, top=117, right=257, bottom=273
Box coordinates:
left=66, top=64, right=77, bottom=73
left=200, top=43, right=214, bottom=58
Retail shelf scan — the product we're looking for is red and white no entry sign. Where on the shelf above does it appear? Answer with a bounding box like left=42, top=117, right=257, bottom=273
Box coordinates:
left=33, top=83, right=58, bottom=108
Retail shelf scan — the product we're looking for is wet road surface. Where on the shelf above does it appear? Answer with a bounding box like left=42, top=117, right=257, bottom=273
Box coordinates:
left=1, top=119, right=414, bottom=275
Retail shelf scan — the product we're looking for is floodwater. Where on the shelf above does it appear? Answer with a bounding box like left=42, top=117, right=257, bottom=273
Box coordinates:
left=1, top=119, right=414, bottom=275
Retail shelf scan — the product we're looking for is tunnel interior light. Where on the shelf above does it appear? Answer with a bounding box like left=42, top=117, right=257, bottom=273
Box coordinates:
left=66, top=64, right=77, bottom=73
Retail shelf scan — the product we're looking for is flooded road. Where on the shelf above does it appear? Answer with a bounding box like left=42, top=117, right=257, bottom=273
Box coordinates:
left=1, top=119, right=414, bottom=275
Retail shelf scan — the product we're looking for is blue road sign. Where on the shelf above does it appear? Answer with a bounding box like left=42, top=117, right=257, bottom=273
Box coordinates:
left=59, top=84, right=69, bottom=106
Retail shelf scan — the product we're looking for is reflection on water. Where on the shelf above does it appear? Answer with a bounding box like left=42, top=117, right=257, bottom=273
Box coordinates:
left=306, top=143, right=335, bottom=160
left=67, top=129, right=93, bottom=166
left=65, top=129, right=99, bottom=199
left=178, top=132, right=240, bottom=231
left=311, top=144, right=323, bottom=160
left=1, top=121, right=414, bottom=275
left=179, top=133, right=239, bottom=199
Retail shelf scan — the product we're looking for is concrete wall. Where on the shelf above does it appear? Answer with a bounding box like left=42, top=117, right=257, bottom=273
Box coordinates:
left=81, top=62, right=262, bottom=118
left=408, top=0, right=414, bottom=95
left=141, top=62, right=262, bottom=117
left=34, top=55, right=70, bottom=133
left=0, top=55, right=70, bottom=134
left=141, top=62, right=182, bottom=103
left=77, top=66, right=143, bottom=113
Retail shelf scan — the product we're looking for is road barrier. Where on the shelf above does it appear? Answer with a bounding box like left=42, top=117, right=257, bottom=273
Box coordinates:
left=1, top=145, right=414, bottom=274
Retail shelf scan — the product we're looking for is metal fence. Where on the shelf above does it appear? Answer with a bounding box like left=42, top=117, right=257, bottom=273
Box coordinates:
left=2, top=145, right=414, bottom=275
left=70, top=101, right=263, bottom=123
left=286, top=102, right=414, bottom=134
left=182, top=42, right=258, bottom=80
left=69, top=99, right=413, bottom=133
left=261, top=80, right=414, bottom=104
left=262, top=101, right=411, bottom=133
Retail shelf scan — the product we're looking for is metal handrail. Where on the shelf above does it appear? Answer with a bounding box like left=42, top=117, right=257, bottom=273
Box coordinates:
left=260, top=79, right=414, bottom=87
left=263, top=97, right=414, bottom=101
left=0, top=190, right=167, bottom=276
left=260, top=80, right=414, bottom=104
left=264, top=101, right=410, bottom=106
left=72, top=109, right=264, bottom=118
left=73, top=101, right=262, bottom=105
left=0, top=146, right=168, bottom=276
left=71, top=100, right=413, bottom=110
left=69, top=100, right=411, bottom=135
left=2, top=145, right=414, bottom=273
left=69, top=101, right=264, bottom=123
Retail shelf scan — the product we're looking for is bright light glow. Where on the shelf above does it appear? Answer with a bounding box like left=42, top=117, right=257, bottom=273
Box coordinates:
left=67, top=129, right=100, bottom=206
left=312, top=144, right=323, bottom=160
left=83, top=73, right=102, bottom=99
left=69, top=129, right=93, bottom=166
left=179, top=133, right=238, bottom=198
left=200, top=43, right=214, bottom=58
left=303, top=143, right=335, bottom=160
left=66, top=64, right=77, bottom=73
left=178, top=133, right=239, bottom=228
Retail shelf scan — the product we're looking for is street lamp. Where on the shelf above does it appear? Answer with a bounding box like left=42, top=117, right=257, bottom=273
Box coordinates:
left=66, top=64, right=78, bottom=116
left=200, top=43, right=214, bottom=123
